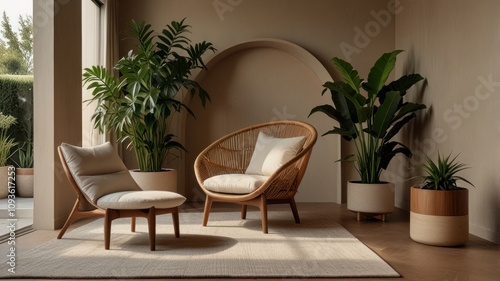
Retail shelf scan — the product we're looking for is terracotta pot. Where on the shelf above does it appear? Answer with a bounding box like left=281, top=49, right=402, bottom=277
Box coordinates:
left=347, top=181, right=395, bottom=221
left=16, top=168, right=34, bottom=197
left=129, top=168, right=177, bottom=192
left=410, top=186, right=469, bottom=246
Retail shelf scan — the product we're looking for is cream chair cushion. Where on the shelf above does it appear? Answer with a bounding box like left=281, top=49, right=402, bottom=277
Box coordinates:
left=97, top=191, right=186, bottom=210
left=203, top=174, right=269, bottom=194
left=60, top=142, right=143, bottom=204
left=245, top=132, right=305, bottom=176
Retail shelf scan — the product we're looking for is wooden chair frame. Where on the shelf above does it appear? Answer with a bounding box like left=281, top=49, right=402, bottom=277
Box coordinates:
left=194, top=120, right=317, bottom=233
left=57, top=146, right=180, bottom=251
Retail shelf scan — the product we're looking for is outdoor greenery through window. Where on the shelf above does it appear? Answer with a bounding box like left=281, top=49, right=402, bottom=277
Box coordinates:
left=0, top=1, right=33, bottom=168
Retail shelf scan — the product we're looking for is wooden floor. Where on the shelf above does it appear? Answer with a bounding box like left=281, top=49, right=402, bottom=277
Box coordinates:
left=8, top=202, right=500, bottom=281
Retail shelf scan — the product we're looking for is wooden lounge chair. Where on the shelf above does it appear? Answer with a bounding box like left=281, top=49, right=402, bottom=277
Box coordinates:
left=57, top=142, right=186, bottom=250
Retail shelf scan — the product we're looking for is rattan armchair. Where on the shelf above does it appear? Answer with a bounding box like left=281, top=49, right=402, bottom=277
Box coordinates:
left=194, top=120, right=317, bottom=233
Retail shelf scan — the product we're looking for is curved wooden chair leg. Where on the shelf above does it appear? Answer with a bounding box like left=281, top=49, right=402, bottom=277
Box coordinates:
left=289, top=198, right=300, bottom=223
left=57, top=199, right=105, bottom=239
left=57, top=200, right=81, bottom=239
left=202, top=195, right=213, bottom=226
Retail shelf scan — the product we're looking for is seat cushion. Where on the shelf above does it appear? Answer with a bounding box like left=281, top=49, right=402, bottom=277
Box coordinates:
left=245, top=132, right=306, bottom=176
left=203, top=174, right=269, bottom=194
left=96, top=191, right=186, bottom=210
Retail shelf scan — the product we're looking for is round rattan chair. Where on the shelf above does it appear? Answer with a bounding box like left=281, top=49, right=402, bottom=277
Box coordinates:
left=194, top=120, right=317, bottom=233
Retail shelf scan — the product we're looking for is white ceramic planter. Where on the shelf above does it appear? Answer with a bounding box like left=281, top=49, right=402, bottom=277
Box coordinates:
left=347, top=181, right=395, bottom=221
left=129, top=168, right=177, bottom=192
left=16, top=168, right=34, bottom=197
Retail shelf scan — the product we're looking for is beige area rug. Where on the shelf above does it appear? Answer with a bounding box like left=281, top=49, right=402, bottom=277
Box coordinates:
left=0, top=207, right=399, bottom=279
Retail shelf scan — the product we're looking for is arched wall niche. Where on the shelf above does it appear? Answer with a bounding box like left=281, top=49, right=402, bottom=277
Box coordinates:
left=180, top=38, right=341, bottom=203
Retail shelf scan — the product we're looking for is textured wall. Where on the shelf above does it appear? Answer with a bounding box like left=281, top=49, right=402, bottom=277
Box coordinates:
left=395, top=0, right=500, bottom=243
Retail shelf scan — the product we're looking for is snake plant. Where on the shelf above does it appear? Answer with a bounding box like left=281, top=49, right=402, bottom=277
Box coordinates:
left=416, top=152, right=475, bottom=190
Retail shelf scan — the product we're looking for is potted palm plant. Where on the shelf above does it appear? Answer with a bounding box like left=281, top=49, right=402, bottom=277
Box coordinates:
left=309, top=50, right=426, bottom=221
left=410, top=152, right=474, bottom=246
left=83, top=19, right=216, bottom=192
left=0, top=112, right=17, bottom=198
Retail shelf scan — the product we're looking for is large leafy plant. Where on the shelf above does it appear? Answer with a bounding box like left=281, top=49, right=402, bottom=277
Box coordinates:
left=309, top=50, right=425, bottom=183
left=83, top=19, right=216, bottom=172
left=416, top=152, right=474, bottom=190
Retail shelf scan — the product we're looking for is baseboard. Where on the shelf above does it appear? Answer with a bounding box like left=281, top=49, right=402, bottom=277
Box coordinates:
left=395, top=199, right=409, bottom=211
left=470, top=223, right=499, bottom=245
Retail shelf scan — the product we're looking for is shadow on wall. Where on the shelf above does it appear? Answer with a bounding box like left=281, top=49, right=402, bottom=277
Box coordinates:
left=388, top=48, right=430, bottom=209
left=491, top=180, right=500, bottom=244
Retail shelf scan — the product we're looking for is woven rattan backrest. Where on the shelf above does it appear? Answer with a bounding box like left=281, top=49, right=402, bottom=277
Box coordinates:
left=195, top=120, right=317, bottom=196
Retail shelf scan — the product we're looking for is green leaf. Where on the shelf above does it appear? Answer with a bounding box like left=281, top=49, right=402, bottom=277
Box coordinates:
left=322, top=127, right=356, bottom=140
left=380, top=73, right=424, bottom=99
left=365, top=50, right=403, bottom=98
left=332, top=57, right=361, bottom=93
left=379, top=141, right=412, bottom=170
left=384, top=113, right=415, bottom=141
left=309, top=104, right=343, bottom=123
left=371, top=91, right=401, bottom=138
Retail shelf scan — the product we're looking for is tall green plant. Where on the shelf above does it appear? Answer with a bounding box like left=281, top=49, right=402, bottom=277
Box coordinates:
left=0, top=112, right=17, bottom=166
left=309, top=50, right=426, bottom=183
left=83, top=19, right=216, bottom=172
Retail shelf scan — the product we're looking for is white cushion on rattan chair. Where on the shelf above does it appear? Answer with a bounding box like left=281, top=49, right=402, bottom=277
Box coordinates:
left=97, top=191, right=186, bottom=210
left=203, top=174, right=269, bottom=194
left=245, top=132, right=305, bottom=176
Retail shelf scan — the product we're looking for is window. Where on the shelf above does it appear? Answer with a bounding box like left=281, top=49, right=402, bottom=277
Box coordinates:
left=82, top=0, right=104, bottom=147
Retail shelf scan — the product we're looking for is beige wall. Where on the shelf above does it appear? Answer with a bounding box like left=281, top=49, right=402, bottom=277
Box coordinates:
left=33, top=0, right=82, bottom=229
left=117, top=0, right=396, bottom=203
left=395, top=0, right=500, bottom=243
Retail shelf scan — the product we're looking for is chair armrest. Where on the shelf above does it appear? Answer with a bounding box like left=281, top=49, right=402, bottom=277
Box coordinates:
left=195, top=154, right=244, bottom=182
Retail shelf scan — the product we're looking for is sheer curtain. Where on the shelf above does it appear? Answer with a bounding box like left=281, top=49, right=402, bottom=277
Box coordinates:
left=81, top=0, right=119, bottom=149
left=102, top=0, right=120, bottom=154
